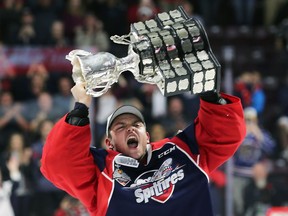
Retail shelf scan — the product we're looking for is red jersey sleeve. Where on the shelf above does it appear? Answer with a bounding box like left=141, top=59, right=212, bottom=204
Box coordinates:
left=195, top=93, right=246, bottom=174
left=40, top=115, right=99, bottom=213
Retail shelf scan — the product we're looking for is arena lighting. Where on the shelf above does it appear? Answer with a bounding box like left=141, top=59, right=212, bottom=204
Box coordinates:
left=66, top=6, right=221, bottom=97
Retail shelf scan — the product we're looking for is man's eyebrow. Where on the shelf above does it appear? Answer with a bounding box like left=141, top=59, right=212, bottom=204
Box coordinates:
left=112, top=121, right=125, bottom=127
left=113, top=119, right=142, bottom=127
left=135, top=120, right=144, bottom=124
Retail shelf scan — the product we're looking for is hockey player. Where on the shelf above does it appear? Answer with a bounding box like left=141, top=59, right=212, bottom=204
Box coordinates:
left=40, top=82, right=245, bottom=216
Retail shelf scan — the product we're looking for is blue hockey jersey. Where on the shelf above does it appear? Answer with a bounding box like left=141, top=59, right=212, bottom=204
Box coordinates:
left=41, top=93, right=245, bottom=216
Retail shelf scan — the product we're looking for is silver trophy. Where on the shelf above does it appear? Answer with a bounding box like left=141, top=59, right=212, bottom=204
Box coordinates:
left=66, top=6, right=221, bottom=97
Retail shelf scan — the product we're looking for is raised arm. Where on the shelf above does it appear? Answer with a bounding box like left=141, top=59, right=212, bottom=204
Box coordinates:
left=40, top=83, right=99, bottom=212
left=195, top=93, right=246, bottom=174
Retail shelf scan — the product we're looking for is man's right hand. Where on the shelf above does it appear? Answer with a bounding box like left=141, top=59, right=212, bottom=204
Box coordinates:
left=71, top=83, right=92, bottom=108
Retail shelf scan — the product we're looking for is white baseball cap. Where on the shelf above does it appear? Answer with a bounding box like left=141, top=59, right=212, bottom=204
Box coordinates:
left=244, top=107, right=257, bottom=119
left=106, top=105, right=145, bottom=136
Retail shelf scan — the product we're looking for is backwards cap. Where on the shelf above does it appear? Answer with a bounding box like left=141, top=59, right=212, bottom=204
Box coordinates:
left=106, top=105, right=145, bottom=136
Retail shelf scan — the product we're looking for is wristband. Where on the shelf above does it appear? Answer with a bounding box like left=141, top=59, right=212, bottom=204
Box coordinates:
left=200, top=91, right=228, bottom=105
left=65, top=102, right=89, bottom=126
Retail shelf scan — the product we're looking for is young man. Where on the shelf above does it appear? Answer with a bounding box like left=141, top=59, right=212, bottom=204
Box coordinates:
left=41, top=83, right=245, bottom=216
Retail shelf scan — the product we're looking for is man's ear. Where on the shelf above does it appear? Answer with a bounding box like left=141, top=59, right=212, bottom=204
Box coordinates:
left=146, top=132, right=150, bottom=143
left=105, top=138, right=114, bottom=150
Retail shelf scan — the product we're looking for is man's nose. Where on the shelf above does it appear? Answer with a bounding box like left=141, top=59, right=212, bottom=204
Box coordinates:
left=127, top=125, right=135, bottom=132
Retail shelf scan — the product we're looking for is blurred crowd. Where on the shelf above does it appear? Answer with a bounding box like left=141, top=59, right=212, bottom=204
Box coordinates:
left=1, top=0, right=288, bottom=216
left=1, top=0, right=288, bottom=48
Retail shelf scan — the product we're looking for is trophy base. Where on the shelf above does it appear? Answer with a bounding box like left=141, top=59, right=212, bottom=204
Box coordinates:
left=130, top=6, right=221, bottom=97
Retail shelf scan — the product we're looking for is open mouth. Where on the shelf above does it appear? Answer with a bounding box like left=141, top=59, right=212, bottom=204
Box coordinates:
left=127, top=137, right=138, bottom=148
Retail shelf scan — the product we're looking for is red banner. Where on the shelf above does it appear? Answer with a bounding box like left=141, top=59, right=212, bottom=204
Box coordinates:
left=0, top=46, right=98, bottom=77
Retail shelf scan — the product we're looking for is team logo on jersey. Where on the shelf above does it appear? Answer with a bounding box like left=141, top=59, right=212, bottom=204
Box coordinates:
left=113, top=165, right=131, bottom=186
left=131, top=158, right=185, bottom=203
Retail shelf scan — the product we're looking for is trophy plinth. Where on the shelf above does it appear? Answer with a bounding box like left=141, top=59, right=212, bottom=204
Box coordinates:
left=66, top=6, right=221, bottom=97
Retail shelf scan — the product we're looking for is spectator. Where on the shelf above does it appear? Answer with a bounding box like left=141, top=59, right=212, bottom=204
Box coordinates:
left=277, top=116, right=288, bottom=161
left=13, top=7, right=37, bottom=46
left=24, top=91, right=63, bottom=133
left=94, top=90, right=119, bottom=147
left=127, top=0, right=160, bottom=24
left=138, top=83, right=167, bottom=121
left=0, top=167, right=15, bottom=216
left=30, top=0, right=62, bottom=45
left=0, top=91, right=30, bottom=154
left=234, top=71, right=254, bottom=108
left=233, top=107, right=276, bottom=216
left=53, top=76, right=75, bottom=116
left=251, top=70, right=266, bottom=112
left=158, top=96, right=190, bottom=137
left=61, top=0, right=85, bottom=43
left=10, top=63, right=50, bottom=102
left=0, top=0, right=23, bottom=45
left=243, top=161, right=288, bottom=215
left=234, top=70, right=266, bottom=119
left=30, top=119, right=65, bottom=216
left=250, top=71, right=266, bottom=119
left=148, top=122, right=167, bottom=142
left=0, top=132, right=34, bottom=216
left=13, top=63, right=49, bottom=102
left=74, top=13, right=110, bottom=52
left=47, top=20, right=70, bottom=48
left=53, top=194, right=89, bottom=216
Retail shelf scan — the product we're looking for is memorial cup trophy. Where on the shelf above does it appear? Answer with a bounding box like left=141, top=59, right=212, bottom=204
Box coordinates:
left=66, top=6, right=221, bottom=97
